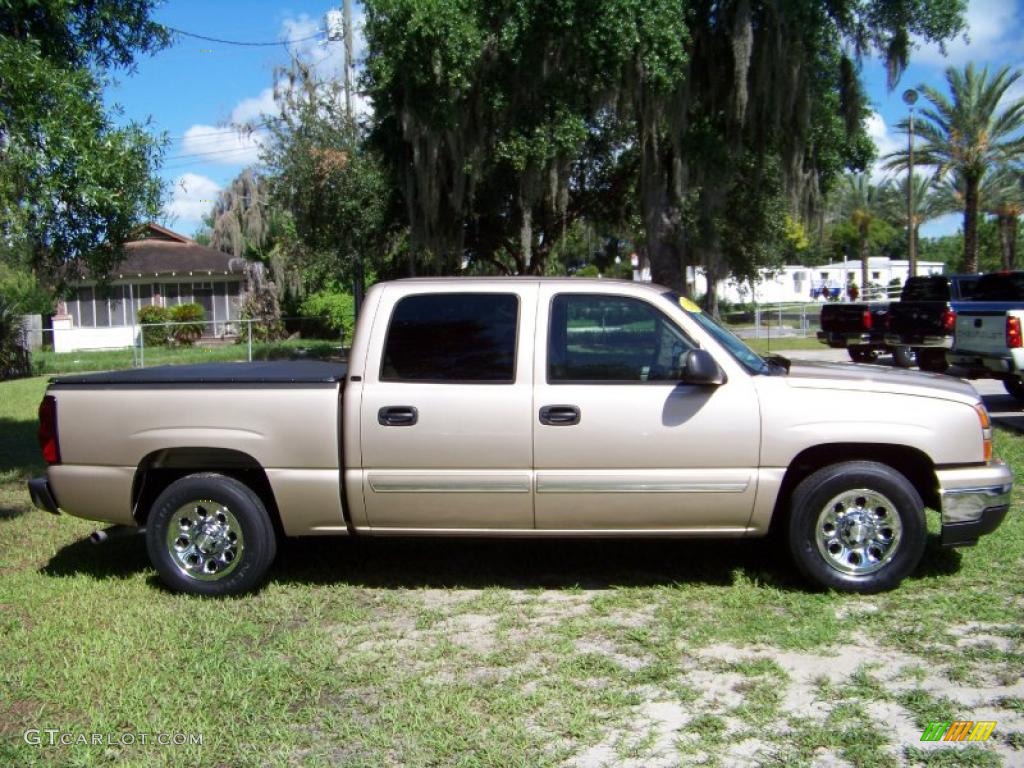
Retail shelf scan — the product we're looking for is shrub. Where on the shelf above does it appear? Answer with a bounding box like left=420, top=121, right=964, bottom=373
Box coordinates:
left=299, top=290, right=355, bottom=345
left=136, top=304, right=170, bottom=347
left=0, top=295, right=30, bottom=380
left=169, top=303, right=205, bottom=346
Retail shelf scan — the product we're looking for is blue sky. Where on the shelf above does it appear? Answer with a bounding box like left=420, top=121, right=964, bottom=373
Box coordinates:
left=106, top=0, right=1024, bottom=239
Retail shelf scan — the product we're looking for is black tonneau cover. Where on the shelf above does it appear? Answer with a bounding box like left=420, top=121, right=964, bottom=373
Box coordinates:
left=50, top=361, right=348, bottom=386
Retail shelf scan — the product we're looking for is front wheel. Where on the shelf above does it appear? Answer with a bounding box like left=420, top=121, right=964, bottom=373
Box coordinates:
left=1004, top=376, right=1024, bottom=402
left=787, top=461, right=926, bottom=593
left=848, top=346, right=878, bottom=363
left=145, top=473, right=277, bottom=596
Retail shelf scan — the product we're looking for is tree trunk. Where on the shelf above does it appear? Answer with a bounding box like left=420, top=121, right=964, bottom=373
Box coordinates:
left=998, top=214, right=1014, bottom=271
left=859, top=227, right=869, bottom=296
left=963, top=175, right=980, bottom=274
left=1010, top=216, right=1019, bottom=269
left=519, top=194, right=533, bottom=275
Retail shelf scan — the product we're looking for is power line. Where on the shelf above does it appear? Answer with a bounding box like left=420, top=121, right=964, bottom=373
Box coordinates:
left=162, top=24, right=322, bottom=47
left=167, top=121, right=272, bottom=142
left=165, top=145, right=261, bottom=163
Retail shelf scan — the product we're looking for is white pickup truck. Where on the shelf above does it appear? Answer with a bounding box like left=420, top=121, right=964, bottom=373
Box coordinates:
left=28, top=279, right=1012, bottom=596
left=948, top=272, right=1024, bottom=401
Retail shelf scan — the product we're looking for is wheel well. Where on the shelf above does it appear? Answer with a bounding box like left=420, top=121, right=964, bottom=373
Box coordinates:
left=770, top=443, right=939, bottom=534
left=131, top=448, right=284, bottom=539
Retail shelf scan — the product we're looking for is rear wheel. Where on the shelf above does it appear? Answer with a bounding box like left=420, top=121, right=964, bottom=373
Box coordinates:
left=892, top=346, right=916, bottom=369
left=848, top=346, right=878, bottom=363
left=917, top=348, right=948, bottom=373
left=1005, top=376, right=1024, bottom=402
left=788, top=461, right=926, bottom=593
left=145, top=473, right=277, bottom=596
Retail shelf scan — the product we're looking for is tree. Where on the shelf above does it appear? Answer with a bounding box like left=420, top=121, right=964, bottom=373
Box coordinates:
left=885, top=173, right=952, bottom=264
left=983, top=166, right=1024, bottom=270
left=631, top=0, right=963, bottom=312
left=0, top=1, right=169, bottom=287
left=889, top=64, right=1024, bottom=273
left=831, top=174, right=895, bottom=292
left=263, top=60, right=394, bottom=311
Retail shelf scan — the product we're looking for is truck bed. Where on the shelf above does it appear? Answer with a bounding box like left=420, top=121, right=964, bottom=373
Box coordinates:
left=50, top=361, right=349, bottom=386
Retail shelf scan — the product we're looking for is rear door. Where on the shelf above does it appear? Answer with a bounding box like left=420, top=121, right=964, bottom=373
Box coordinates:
left=358, top=284, right=537, bottom=530
left=532, top=285, right=761, bottom=532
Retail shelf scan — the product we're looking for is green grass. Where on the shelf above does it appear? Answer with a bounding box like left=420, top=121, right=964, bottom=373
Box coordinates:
left=30, top=339, right=344, bottom=375
left=744, top=335, right=829, bottom=353
left=0, top=376, right=1020, bottom=766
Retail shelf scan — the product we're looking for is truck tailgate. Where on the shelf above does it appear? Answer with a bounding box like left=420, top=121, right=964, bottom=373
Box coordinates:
left=954, top=311, right=1009, bottom=355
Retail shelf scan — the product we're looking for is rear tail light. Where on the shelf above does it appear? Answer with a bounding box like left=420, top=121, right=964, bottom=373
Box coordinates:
left=1007, top=316, right=1023, bottom=349
left=942, top=309, right=956, bottom=334
left=975, top=403, right=993, bottom=462
left=37, top=395, right=61, bottom=465
left=862, top=310, right=872, bottom=330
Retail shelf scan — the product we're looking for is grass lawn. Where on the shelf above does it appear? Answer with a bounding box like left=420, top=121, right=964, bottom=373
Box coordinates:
left=0, top=376, right=1021, bottom=767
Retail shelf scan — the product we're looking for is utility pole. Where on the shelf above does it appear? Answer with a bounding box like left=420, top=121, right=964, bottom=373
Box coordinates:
left=324, top=4, right=364, bottom=317
left=903, top=88, right=918, bottom=278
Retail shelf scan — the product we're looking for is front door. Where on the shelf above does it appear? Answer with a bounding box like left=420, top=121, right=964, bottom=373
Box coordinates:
left=533, top=287, right=761, bottom=532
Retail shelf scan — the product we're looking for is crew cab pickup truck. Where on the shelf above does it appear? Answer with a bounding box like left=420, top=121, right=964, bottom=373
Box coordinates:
left=816, top=302, right=892, bottom=363
left=949, top=272, right=1024, bottom=401
left=884, top=274, right=981, bottom=372
left=28, top=279, right=1013, bottom=596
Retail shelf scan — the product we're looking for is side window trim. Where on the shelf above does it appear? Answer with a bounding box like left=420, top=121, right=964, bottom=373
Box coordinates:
left=546, top=292, right=696, bottom=385
left=380, top=292, right=521, bottom=384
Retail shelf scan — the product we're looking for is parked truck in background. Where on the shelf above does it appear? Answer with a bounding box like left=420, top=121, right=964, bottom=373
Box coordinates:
left=29, top=279, right=1012, bottom=596
left=816, top=301, right=892, bottom=363
left=948, top=272, right=1024, bottom=401
left=884, top=274, right=981, bottom=373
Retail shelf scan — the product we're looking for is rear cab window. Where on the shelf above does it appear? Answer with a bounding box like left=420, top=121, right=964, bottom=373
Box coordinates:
left=381, top=293, right=519, bottom=382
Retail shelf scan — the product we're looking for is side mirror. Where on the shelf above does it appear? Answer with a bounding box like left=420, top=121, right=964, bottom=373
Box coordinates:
left=679, top=349, right=726, bottom=386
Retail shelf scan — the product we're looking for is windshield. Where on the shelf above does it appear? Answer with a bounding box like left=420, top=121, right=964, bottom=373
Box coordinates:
left=662, top=292, right=770, bottom=374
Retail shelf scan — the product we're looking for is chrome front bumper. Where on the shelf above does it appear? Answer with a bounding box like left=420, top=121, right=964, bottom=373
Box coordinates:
left=936, top=462, right=1013, bottom=546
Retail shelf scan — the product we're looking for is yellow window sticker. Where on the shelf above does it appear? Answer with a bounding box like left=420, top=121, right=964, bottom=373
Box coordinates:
left=679, top=297, right=702, bottom=313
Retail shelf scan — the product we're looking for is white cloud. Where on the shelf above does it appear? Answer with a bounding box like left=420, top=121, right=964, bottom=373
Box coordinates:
left=165, top=173, right=220, bottom=225
left=179, top=123, right=266, bottom=166
left=912, top=0, right=1022, bottom=67
left=279, top=12, right=373, bottom=118
left=230, top=87, right=279, bottom=124
left=866, top=111, right=903, bottom=181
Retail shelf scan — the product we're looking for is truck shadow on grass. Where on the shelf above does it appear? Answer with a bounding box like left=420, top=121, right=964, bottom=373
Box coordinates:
left=40, top=528, right=963, bottom=592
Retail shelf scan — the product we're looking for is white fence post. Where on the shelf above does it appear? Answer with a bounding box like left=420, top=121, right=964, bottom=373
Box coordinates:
left=247, top=320, right=252, bottom=362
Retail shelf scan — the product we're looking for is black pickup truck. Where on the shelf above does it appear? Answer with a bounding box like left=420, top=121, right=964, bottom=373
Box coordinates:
left=817, top=302, right=892, bottom=362
left=884, top=274, right=981, bottom=372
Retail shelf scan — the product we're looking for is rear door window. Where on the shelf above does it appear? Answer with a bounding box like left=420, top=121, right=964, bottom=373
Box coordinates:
left=381, top=293, right=518, bottom=382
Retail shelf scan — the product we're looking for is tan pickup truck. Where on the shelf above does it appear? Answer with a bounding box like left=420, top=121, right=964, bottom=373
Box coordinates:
left=28, top=279, right=1013, bottom=596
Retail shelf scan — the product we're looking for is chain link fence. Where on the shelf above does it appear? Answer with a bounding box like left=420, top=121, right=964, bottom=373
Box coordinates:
left=721, top=303, right=825, bottom=339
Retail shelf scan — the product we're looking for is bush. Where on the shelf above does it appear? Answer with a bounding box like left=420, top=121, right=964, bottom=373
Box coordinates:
left=136, top=304, right=170, bottom=347
left=0, top=295, right=30, bottom=380
left=299, top=290, right=356, bottom=345
left=169, top=303, right=205, bottom=346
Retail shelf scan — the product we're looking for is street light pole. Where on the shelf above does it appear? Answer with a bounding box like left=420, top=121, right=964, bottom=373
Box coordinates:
left=903, top=88, right=918, bottom=278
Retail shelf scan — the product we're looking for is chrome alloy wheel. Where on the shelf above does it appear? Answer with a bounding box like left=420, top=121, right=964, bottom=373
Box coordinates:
left=814, top=489, right=902, bottom=576
left=165, top=501, right=245, bottom=581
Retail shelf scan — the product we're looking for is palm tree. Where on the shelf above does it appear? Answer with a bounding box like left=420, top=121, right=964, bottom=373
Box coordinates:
left=888, top=64, right=1024, bottom=273
left=935, top=166, right=1024, bottom=270
left=832, top=173, right=893, bottom=294
left=984, top=166, right=1024, bottom=269
left=885, top=174, right=951, bottom=263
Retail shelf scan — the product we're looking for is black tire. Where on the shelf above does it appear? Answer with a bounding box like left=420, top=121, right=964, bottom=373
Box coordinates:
left=917, top=348, right=948, bottom=373
left=1004, top=376, right=1024, bottom=402
left=848, top=346, right=878, bottom=363
left=145, top=473, right=277, bottom=596
left=787, top=461, right=926, bottom=593
left=892, top=346, right=917, bottom=369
